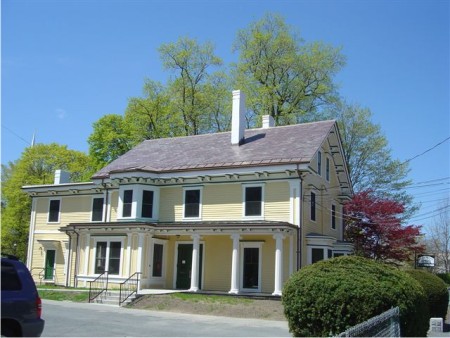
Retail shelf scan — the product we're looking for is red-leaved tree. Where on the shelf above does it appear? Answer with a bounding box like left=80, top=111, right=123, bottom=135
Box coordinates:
left=344, top=190, right=425, bottom=264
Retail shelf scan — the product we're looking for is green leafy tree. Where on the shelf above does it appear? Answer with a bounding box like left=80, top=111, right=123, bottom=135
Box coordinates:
left=159, top=37, right=223, bottom=135
left=124, top=79, right=184, bottom=144
left=233, top=13, right=345, bottom=126
left=326, top=102, right=416, bottom=216
left=1, top=144, right=94, bottom=261
left=88, top=114, right=133, bottom=170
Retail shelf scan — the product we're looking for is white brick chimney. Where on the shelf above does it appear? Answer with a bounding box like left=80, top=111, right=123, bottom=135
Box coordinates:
left=54, top=170, right=70, bottom=184
left=231, top=90, right=246, bottom=145
left=262, top=115, right=275, bottom=128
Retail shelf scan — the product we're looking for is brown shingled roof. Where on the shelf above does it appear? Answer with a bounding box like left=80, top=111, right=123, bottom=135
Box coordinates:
left=92, top=120, right=336, bottom=179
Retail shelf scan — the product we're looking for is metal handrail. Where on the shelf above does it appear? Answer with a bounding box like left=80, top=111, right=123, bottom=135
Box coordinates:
left=30, top=267, right=45, bottom=285
left=88, top=271, right=109, bottom=303
left=119, top=272, right=141, bottom=306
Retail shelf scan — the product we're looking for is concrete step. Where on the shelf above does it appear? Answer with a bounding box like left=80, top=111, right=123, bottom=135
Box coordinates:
left=92, top=291, right=137, bottom=306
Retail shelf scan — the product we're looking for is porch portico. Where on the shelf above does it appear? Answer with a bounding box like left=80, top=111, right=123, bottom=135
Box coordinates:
left=61, top=221, right=297, bottom=296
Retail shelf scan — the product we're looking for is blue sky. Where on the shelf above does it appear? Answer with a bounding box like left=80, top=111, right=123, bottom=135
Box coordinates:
left=2, top=0, right=449, bottom=232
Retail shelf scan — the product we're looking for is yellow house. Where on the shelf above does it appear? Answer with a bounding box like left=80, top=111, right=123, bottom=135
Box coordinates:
left=23, top=91, right=352, bottom=297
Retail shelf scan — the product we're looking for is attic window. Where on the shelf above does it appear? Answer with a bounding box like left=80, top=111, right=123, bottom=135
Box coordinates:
left=317, top=151, right=322, bottom=176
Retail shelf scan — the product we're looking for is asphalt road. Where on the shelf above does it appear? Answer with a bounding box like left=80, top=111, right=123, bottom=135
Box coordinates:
left=41, top=300, right=290, bottom=337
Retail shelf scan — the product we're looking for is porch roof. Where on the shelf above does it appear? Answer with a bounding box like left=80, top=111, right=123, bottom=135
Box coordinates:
left=60, top=220, right=297, bottom=235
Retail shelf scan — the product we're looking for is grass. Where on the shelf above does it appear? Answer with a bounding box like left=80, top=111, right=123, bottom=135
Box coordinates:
left=38, top=290, right=89, bottom=302
left=171, top=292, right=253, bottom=305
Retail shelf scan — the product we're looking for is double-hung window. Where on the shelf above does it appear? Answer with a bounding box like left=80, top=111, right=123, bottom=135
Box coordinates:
left=48, top=199, right=61, bottom=223
left=122, top=190, right=133, bottom=217
left=184, top=188, right=201, bottom=219
left=91, top=197, right=104, bottom=222
left=326, top=157, right=330, bottom=181
left=94, top=239, right=122, bottom=275
left=331, top=204, right=336, bottom=230
left=152, top=243, right=164, bottom=277
left=310, top=192, right=316, bottom=222
left=244, top=185, right=263, bottom=218
left=317, top=151, right=322, bottom=176
left=141, top=190, right=154, bottom=218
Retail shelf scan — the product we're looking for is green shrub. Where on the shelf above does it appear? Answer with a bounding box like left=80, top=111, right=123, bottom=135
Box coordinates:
left=282, top=256, right=428, bottom=337
left=436, top=273, right=450, bottom=286
left=406, top=270, right=449, bottom=319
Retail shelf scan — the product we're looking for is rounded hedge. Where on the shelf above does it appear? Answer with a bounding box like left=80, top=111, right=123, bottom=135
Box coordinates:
left=282, top=256, right=428, bottom=337
left=406, top=270, right=449, bottom=319
left=436, top=273, right=450, bottom=286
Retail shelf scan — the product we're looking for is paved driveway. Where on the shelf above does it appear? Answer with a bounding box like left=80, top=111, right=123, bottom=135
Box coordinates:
left=41, top=300, right=290, bottom=337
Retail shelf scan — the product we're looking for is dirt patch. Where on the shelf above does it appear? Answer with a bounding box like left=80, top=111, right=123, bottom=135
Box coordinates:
left=128, top=293, right=286, bottom=321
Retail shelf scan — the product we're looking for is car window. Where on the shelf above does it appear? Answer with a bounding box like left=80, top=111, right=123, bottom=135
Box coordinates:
left=1, top=261, right=22, bottom=291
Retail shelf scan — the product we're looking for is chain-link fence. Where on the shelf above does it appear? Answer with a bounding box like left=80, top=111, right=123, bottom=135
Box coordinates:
left=336, top=307, right=400, bottom=337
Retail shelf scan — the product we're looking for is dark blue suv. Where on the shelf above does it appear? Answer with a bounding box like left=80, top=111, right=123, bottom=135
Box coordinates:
left=1, top=254, right=45, bottom=337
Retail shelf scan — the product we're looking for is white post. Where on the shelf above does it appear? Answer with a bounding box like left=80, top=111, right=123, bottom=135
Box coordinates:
left=84, top=234, right=90, bottom=275
left=273, top=233, right=284, bottom=296
left=229, top=234, right=240, bottom=294
left=136, top=233, right=144, bottom=291
left=126, top=233, right=132, bottom=277
left=189, top=234, right=200, bottom=292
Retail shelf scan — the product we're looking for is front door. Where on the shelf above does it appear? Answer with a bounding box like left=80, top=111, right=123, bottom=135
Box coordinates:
left=44, top=250, right=56, bottom=280
left=176, top=244, right=203, bottom=289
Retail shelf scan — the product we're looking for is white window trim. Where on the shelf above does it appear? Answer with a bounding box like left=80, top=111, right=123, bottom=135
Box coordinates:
left=117, top=185, right=159, bottom=221
left=47, top=198, right=62, bottom=224
left=91, top=196, right=105, bottom=222
left=242, top=183, right=265, bottom=220
left=150, top=238, right=167, bottom=281
left=240, top=242, right=263, bottom=293
left=182, top=186, right=203, bottom=221
left=91, top=236, right=125, bottom=277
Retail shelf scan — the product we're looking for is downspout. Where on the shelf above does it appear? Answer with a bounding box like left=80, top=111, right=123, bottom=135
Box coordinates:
left=65, top=230, right=72, bottom=287
left=101, top=179, right=109, bottom=223
left=296, top=165, right=303, bottom=271
left=73, top=228, right=80, bottom=288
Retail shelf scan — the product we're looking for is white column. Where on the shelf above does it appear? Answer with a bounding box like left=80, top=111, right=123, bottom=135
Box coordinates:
left=189, top=234, right=200, bottom=292
left=84, top=233, right=90, bottom=275
left=289, top=235, right=294, bottom=276
left=136, top=233, right=144, bottom=273
left=273, top=233, right=284, bottom=296
left=136, top=233, right=145, bottom=291
left=126, top=233, right=132, bottom=277
left=229, top=234, right=240, bottom=294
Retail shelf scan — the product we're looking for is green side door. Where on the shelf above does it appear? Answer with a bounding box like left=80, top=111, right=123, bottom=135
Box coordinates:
left=44, top=250, right=56, bottom=280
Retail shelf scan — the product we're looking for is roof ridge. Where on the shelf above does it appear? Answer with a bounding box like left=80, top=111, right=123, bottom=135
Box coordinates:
left=140, top=119, right=337, bottom=144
